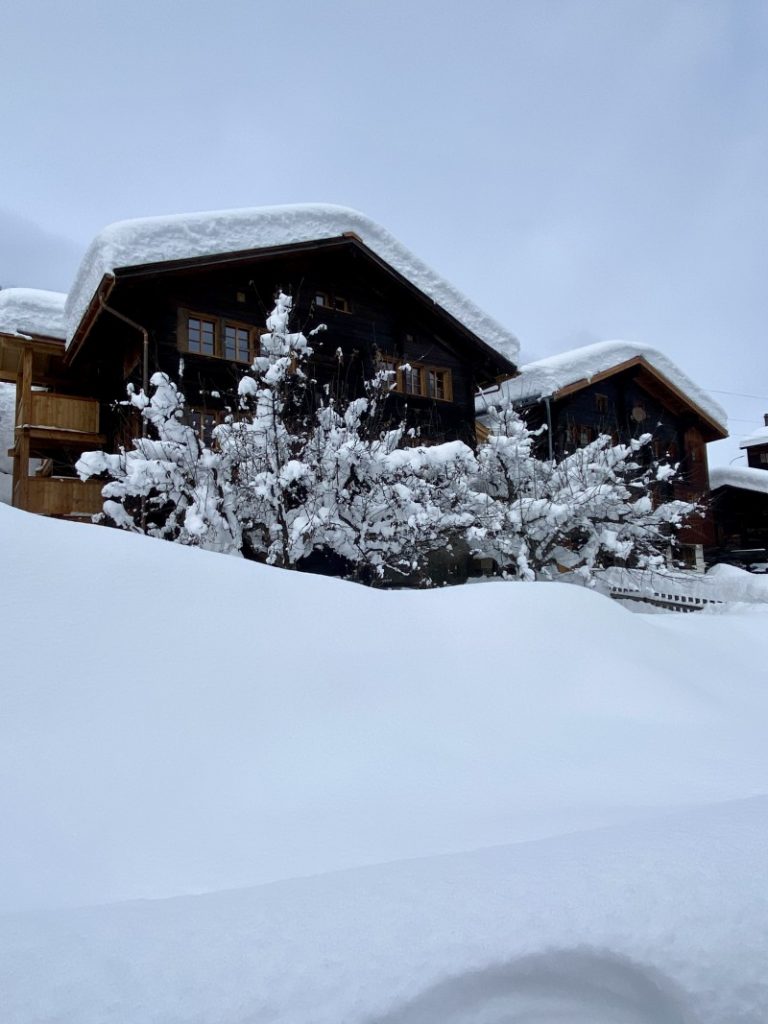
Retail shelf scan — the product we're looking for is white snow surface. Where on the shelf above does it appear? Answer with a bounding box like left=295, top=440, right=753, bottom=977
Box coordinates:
left=64, top=204, right=520, bottom=362
left=2, top=503, right=768, bottom=1022
left=0, top=286, right=67, bottom=340
left=710, top=464, right=768, bottom=496
left=478, top=339, right=727, bottom=432
left=740, top=424, right=768, bottom=449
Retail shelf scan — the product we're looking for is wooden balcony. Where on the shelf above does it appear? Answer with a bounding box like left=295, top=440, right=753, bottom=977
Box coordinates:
left=17, top=477, right=105, bottom=518
left=19, top=393, right=102, bottom=438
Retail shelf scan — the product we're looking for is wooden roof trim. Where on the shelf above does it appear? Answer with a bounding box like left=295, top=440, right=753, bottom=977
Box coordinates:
left=550, top=355, right=727, bottom=440
left=65, top=273, right=116, bottom=366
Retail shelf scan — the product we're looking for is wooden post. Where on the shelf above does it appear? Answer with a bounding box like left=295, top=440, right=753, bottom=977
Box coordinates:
left=12, top=346, right=34, bottom=510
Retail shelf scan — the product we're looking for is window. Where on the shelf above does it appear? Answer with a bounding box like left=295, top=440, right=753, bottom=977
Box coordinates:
left=180, top=311, right=261, bottom=363
left=185, top=408, right=222, bottom=446
left=314, top=292, right=351, bottom=313
left=378, top=356, right=453, bottom=402
left=760, top=452, right=768, bottom=465
left=402, top=364, right=424, bottom=396
left=224, top=324, right=251, bottom=362
left=426, top=368, right=450, bottom=400
left=594, top=393, right=608, bottom=414
left=187, top=316, right=216, bottom=356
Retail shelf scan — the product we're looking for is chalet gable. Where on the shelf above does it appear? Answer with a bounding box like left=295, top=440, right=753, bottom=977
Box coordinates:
left=64, top=204, right=519, bottom=373
left=477, top=340, right=727, bottom=442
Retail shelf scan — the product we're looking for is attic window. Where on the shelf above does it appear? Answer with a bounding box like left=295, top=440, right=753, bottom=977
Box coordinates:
left=314, top=292, right=351, bottom=313
left=594, top=393, right=608, bottom=414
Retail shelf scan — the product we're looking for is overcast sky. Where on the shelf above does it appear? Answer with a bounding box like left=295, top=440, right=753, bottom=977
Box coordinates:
left=1, top=0, right=765, bottom=464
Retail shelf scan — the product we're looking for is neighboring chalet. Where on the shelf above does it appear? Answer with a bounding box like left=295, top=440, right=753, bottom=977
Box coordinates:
left=1, top=205, right=518, bottom=519
left=708, top=417, right=768, bottom=568
left=476, top=340, right=729, bottom=568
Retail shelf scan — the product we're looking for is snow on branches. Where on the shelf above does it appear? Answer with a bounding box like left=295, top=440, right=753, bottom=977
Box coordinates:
left=77, top=294, right=697, bottom=585
left=473, top=401, right=696, bottom=580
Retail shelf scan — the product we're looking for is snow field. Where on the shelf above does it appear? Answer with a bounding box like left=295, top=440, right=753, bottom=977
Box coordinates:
left=2, top=502, right=768, bottom=1021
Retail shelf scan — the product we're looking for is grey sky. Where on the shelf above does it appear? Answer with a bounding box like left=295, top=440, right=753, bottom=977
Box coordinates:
left=1, top=0, right=765, bottom=465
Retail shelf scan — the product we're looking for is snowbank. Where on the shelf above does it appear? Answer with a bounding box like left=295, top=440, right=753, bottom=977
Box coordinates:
left=3, top=795, right=767, bottom=1024
left=740, top=424, right=768, bottom=450
left=64, top=204, right=520, bottom=362
left=2, top=504, right=768, bottom=1021
left=0, top=287, right=67, bottom=340
left=710, top=464, right=768, bottom=496
left=478, top=339, right=727, bottom=432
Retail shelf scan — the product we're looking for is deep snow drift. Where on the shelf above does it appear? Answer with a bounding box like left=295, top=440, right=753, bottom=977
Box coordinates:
left=2, top=503, right=768, bottom=1022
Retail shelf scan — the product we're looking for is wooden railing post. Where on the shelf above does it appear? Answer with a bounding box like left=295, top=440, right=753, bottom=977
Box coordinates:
left=12, top=346, right=34, bottom=510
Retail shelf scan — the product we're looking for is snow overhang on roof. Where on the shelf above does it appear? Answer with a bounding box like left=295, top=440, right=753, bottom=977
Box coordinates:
left=740, top=426, right=768, bottom=450
left=476, top=339, right=728, bottom=436
left=0, top=288, right=67, bottom=341
left=710, top=466, right=768, bottom=496
left=65, top=204, right=520, bottom=364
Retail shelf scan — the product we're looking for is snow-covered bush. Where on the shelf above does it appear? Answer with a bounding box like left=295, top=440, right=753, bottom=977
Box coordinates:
left=76, top=373, right=241, bottom=553
left=78, top=295, right=696, bottom=585
left=79, top=294, right=479, bottom=585
left=472, top=400, right=697, bottom=579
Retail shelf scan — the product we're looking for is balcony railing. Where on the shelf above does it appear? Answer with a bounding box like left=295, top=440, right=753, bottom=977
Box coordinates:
left=20, top=477, right=104, bottom=518
left=18, top=393, right=100, bottom=435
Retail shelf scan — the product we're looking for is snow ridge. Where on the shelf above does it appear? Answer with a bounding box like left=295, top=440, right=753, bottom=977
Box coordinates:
left=709, top=464, right=768, bottom=496
left=64, top=204, right=520, bottom=362
left=740, top=425, right=768, bottom=450
left=0, top=287, right=67, bottom=340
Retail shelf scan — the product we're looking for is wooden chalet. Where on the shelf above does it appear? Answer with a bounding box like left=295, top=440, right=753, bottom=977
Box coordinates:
left=477, top=340, right=729, bottom=566
left=2, top=206, right=518, bottom=520
left=707, top=419, right=768, bottom=568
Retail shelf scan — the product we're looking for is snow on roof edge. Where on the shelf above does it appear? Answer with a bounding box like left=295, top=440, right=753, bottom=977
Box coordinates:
left=0, top=287, right=68, bottom=341
left=740, top=425, right=768, bottom=449
left=65, top=204, right=520, bottom=363
left=710, top=465, right=768, bottom=496
left=477, top=339, right=727, bottom=433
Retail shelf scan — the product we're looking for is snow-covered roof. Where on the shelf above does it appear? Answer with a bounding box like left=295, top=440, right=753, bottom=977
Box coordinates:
left=0, top=287, right=67, bottom=340
left=65, top=204, right=520, bottom=362
left=740, top=424, right=768, bottom=450
left=710, top=465, right=768, bottom=496
left=477, top=339, right=727, bottom=433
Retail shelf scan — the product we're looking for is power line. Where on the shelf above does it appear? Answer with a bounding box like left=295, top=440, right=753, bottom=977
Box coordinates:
left=704, top=387, right=768, bottom=401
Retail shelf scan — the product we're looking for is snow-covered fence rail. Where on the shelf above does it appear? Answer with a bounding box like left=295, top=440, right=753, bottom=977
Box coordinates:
left=608, top=585, right=723, bottom=613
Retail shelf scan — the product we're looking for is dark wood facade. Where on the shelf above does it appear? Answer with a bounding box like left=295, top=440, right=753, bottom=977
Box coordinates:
left=68, top=237, right=515, bottom=450
left=709, top=483, right=768, bottom=565
left=6, top=235, right=516, bottom=519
